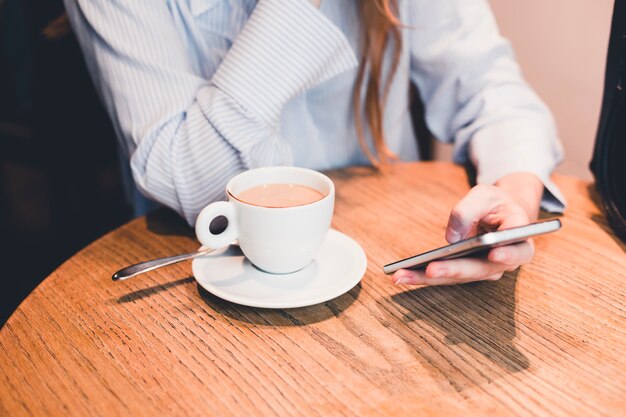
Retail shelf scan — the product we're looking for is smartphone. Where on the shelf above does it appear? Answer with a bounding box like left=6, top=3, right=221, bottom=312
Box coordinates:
left=383, top=219, right=561, bottom=275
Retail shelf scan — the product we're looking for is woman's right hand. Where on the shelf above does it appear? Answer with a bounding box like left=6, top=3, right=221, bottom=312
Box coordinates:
left=391, top=175, right=542, bottom=286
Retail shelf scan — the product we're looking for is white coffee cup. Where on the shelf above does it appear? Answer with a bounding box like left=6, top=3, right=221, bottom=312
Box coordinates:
left=195, top=167, right=335, bottom=274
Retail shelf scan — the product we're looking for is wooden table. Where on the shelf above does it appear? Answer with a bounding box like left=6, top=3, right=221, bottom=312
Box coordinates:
left=1, top=162, right=625, bottom=417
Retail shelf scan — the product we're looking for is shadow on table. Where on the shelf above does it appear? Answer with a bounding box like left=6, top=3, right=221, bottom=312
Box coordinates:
left=115, top=277, right=361, bottom=326
left=196, top=282, right=362, bottom=327
left=389, top=270, right=529, bottom=374
left=117, top=277, right=196, bottom=303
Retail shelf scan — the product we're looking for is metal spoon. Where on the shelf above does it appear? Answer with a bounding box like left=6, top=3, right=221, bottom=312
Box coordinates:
left=112, top=248, right=216, bottom=281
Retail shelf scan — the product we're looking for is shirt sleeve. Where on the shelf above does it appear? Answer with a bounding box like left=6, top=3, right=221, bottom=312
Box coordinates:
left=407, top=0, right=566, bottom=212
left=64, top=0, right=357, bottom=225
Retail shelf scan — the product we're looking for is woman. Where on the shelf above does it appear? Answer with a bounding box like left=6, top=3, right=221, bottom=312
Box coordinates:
left=64, top=0, right=565, bottom=285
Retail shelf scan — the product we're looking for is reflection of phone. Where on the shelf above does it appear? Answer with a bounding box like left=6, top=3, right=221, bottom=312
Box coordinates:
left=383, top=219, right=561, bottom=275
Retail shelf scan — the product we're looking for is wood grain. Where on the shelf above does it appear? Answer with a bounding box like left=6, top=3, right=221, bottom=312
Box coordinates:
left=1, top=162, right=625, bottom=417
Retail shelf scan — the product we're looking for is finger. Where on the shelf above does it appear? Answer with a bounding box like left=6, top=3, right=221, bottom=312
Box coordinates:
left=393, top=267, right=497, bottom=286
left=425, top=256, right=520, bottom=281
left=488, top=240, right=535, bottom=266
left=445, top=184, right=505, bottom=243
left=391, top=241, right=531, bottom=286
left=392, top=268, right=427, bottom=285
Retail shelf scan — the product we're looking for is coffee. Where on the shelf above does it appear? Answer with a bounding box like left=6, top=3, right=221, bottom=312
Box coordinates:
left=236, top=183, right=325, bottom=208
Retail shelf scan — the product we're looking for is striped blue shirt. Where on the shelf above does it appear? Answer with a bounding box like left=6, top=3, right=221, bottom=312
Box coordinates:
left=65, top=0, right=565, bottom=225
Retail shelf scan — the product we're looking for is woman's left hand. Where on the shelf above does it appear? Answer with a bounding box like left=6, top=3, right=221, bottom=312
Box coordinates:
left=392, top=173, right=544, bottom=286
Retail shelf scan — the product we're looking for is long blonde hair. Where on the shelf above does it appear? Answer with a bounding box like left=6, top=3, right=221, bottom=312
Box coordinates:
left=46, top=1, right=403, bottom=167
left=354, top=0, right=402, bottom=168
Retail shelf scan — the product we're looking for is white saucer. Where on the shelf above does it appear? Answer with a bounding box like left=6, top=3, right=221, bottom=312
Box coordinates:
left=192, top=229, right=367, bottom=309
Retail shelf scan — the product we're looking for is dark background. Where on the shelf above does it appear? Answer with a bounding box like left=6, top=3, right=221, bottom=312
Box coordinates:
left=0, top=0, right=131, bottom=325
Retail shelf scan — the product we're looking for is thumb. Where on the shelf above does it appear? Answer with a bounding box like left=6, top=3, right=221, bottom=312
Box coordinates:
left=445, top=184, right=504, bottom=243
left=445, top=211, right=469, bottom=243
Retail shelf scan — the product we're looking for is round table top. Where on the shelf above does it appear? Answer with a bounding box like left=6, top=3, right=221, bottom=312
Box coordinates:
left=1, top=162, right=625, bottom=417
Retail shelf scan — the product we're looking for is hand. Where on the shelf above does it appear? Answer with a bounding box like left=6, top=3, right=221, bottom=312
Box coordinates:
left=309, top=0, right=322, bottom=7
left=392, top=173, right=544, bottom=286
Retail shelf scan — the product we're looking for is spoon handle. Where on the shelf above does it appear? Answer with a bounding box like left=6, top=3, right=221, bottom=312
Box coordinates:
left=112, top=249, right=215, bottom=281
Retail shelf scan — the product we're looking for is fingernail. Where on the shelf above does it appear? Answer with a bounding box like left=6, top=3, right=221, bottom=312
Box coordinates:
left=448, top=229, right=461, bottom=243
left=394, top=274, right=409, bottom=285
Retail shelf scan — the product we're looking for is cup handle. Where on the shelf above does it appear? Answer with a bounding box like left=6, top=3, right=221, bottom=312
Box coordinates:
left=195, top=201, right=239, bottom=249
